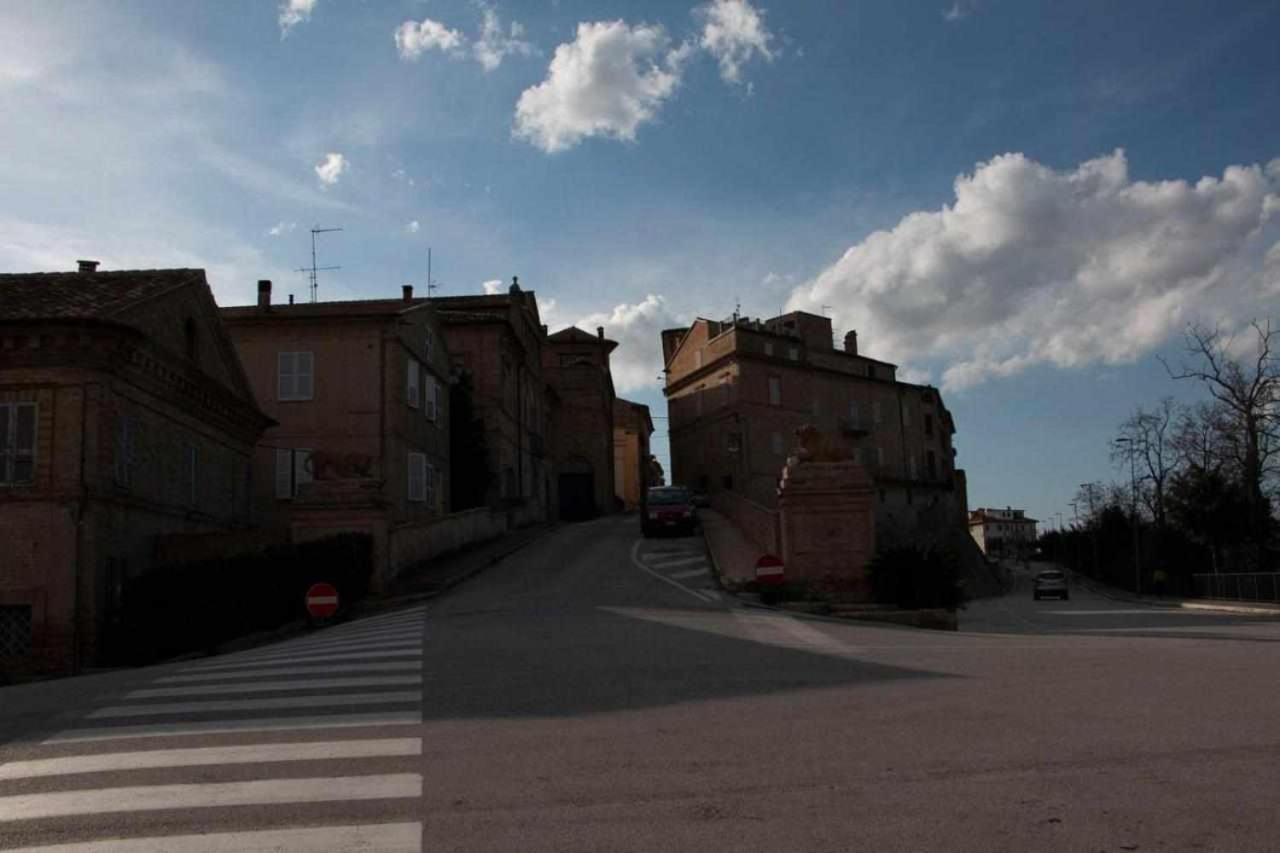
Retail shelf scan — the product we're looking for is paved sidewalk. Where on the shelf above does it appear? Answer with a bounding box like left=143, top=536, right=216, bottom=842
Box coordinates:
left=699, top=508, right=766, bottom=588
left=1068, top=568, right=1280, bottom=616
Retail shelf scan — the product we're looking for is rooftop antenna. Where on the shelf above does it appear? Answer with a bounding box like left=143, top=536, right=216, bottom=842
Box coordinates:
left=426, top=247, right=441, bottom=297
left=733, top=297, right=741, bottom=322
left=296, top=226, right=342, bottom=303
left=821, top=304, right=833, bottom=316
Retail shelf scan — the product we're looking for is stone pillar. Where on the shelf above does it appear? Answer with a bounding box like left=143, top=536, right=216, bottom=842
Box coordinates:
left=776, top=457, right=876, bottom=601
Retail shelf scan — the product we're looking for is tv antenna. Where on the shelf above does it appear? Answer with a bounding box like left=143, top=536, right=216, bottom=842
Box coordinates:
left=426, top=247, right=442, bottom=297
left=296, top=226, right=342, bottom=303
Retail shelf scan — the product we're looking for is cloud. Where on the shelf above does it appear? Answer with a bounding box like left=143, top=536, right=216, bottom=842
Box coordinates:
left=267, top=221, right=296, bottom=236
left=572, top=294, right=685, bottom=392
left=314, top=151, right=348, bottom=185
left=472, top=5, right=535, bottom=71
left=696, top=0, right=774, bottom=84
left=514, top=21, right=691, bottom=153
left=395, top=18, right=465, bottom=60
left=279, top=0, right=317, bottom=37
left=482, top=279, right=504, bottom=294
left=786, top=150, right=1280, bottom=392
left=406, top=220, right=420, bottom=234
left=943, top=2, right=969, bottom=22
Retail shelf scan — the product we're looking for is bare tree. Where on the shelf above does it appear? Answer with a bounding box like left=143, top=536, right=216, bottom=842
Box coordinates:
left=1171, top=400, right=1231, bottom=477
left=1165, top=320, right=1279, bottom=557
left=1112, top=397, right=1177, bottom=527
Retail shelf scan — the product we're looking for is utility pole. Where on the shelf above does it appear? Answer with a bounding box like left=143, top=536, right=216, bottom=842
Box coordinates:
left=297, top=226, right=342, bottom=303
left=1114, top=437, right=1142, bottom=595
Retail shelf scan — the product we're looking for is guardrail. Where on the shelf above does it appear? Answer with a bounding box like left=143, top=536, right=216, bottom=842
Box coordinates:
left=1192, top=572, right=1280, bottom=602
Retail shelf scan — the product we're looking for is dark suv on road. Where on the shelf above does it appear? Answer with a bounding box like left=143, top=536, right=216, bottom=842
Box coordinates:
left=641, top=486, right=697, bottom=537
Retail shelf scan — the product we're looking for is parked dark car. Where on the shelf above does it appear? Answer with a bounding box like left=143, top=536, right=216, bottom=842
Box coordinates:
left=1032, top=569, right=1069, bottom=601
left=642, top=486, right=697, bottom=536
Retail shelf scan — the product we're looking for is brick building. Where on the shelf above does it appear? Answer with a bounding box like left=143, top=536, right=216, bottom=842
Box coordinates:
left=969, top=507, right=1039, bottom=557
left=0, top=264, right=271, bottom=673
left=220, top=281, right=451, bottom=532
left=543, top=326, right=618, bottom=519
left=662, top=311, right=969, bottom=547
left=432, top=280, right=550, bottom=524
left=613, top=398, right=655, bottom=511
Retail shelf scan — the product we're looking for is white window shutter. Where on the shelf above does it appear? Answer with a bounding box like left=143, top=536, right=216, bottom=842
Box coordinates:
left=275, top=448, right=292, bottom=498
left=277, top=352, right=293, bottom=400
left=296, top=353, right=313, bottom=399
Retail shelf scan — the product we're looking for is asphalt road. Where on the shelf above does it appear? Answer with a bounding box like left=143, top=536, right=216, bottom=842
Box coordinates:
left=2, top=518, right=1280, bottom=851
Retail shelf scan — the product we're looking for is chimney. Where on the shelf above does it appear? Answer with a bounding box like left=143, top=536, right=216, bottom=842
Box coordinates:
left=596, top=326, right=605, bottom=340
left=77, top=260, right=99, bottom=274
left=402, top=284, right=414, bottom=302
left=289, top=294, right=295, bottom=305
left=257, top=279, right=272, bottom=308
left=844, top=330, right=858, bottom=355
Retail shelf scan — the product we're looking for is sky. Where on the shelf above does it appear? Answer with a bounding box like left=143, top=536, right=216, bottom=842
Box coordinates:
left=2, top=0, right=1278, bottom=529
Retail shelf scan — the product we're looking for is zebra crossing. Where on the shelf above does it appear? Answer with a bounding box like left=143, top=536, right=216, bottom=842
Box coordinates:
left=633, top=541, right=722, bottom=603
left=0, top=606, right=429, bottom=851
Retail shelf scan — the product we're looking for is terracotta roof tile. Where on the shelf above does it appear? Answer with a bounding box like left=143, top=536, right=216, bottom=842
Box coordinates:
left=0, top=269, right=204, bottom=320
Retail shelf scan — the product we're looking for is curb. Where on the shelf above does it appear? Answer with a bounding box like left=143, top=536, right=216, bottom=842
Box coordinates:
left=1069, top=572, right=1280, bottom=616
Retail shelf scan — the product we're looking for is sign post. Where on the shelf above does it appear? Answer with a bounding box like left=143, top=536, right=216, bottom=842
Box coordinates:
left=305, top=581, right=340, bottom=624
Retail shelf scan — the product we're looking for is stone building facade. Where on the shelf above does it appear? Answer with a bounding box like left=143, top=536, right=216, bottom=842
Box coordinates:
left=663, top=311, right=969, bottom=548
left=969, top=507, right=1039, bottom=557
left=543, top=326, right=618, bottom=519
left=0, top=264, right=271, bottom=673
left=432, top=280, right=550, bottom=524
left=613, top=398, right=655, bottom=511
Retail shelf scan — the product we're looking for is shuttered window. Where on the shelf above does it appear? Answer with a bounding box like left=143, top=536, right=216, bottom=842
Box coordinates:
left=407, top=358, right=421, bottom=409
left=274, top=448, right=312, bottom=499
left=278, top=352, right=314, bottom=401
left=0, top=403, right=36, bottom=485
left=408, top=452, right=426, bottom=502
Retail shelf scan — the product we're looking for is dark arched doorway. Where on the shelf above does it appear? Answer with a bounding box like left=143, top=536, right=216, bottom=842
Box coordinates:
left=558, top=458, right=596, bottom=521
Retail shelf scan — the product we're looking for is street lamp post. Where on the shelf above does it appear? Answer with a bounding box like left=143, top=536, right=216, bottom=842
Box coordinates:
left=1115, top=437, right=1142, bottom=596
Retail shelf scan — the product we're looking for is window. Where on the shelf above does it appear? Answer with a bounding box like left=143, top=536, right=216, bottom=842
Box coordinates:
left=407, top=358, right=421, bottom=409
left=764, top=341, right=774, bottom=356
left=277, top=352, right=314, bottom=401
left=771, top=432, right=784, bottom=455
left=0, top=403, right=37, bottom=485
left=114, top=413, right=133, bottom=488
left=925, top=414, right=934, bottom=436
left=872, top=400, right=882, bottom=424
left=768, top=376, right=781, bottom=406
left=848, top=400, right=859, bottom=426
left=184, top=444, right=198, bottom=506
left=408, top=452, right=427, bottom=502
left=184, top=318, right=198, bottom=362
left=425, top=461, right=437, bottom=508
left=424, top=330, right=433, bottom=361
left=274, top=448, right=312, bottom=499
left=927, top=450, right=937, bottom=479
left=425, top=375, right=440, bottom=422
left=787, top=346, right=799, bottom=361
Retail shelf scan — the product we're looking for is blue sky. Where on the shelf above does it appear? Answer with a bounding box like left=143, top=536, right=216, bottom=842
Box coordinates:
left=3, top=1, right=1278, bottom=528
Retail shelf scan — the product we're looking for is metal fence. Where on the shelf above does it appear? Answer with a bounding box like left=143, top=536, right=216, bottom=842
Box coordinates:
left=1192, top=573, right=1280, bottom=602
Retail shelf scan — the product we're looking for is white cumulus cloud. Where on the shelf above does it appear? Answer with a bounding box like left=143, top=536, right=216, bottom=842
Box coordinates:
left=514, top=20, right=691, bottom=153
left=267, top=221, right=296, bottom=236
left=573, top=294, right=685, bottom=393
left=696, top=0, right=774, bottom=84
left=482, top=279, right=504, bottom=294
left=395, top=18, right=465, bottom=60
left=313, top=152, right=347, bottom=186
left=279, top=0, right=317, bottom=37
left=473, top=6, right=534, bottom=71
left=786, top=150, right=1280, bottom=392
left=406, top=220, right=420, bottom=234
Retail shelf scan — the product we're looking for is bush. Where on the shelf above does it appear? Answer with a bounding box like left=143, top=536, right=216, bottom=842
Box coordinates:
left=113, top=533, right=373, bottom=665
left=868, top=545, right=962, bottom=610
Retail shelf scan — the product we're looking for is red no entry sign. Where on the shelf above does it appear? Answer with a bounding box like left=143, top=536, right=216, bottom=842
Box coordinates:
left=755, top=554, right=785, bottom=585
left=305, top=582, right=339, bottom=620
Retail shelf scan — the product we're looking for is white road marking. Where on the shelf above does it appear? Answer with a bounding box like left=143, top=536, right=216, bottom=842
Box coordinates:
left=183, top=649, right=423, bottom=671
left=88, top=691, right=422, bottom=719
left=1042, top=608, right=1207, bottom=616
left=733, top=610, right=861, bottom=658
left=0, top=774, right=422, bottom=821
left=45, top=711, right=424, bottom=744
left=629, top=540, right=716, bottom=605
left=701, top=590, right=721, bottom=601
left=2, top=822, right=423, bottom=853
left=124, top=675, right=423, bottom=698
left=647, top=555, right=707, bottom=570
left=255, top=629, right=425, bottom=651
left=160, top=661, right=422, bottom=683
left=669, top=567, right=709, bottom=579
left=0, top=738, right=422, bottom=780
left=231, top=640, right=422, bottom=663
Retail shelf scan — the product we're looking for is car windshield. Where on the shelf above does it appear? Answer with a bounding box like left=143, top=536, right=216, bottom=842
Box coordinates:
left=1037, top=571, right=1065, bottom=581
left=648, top=488, right=691, bottom=506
